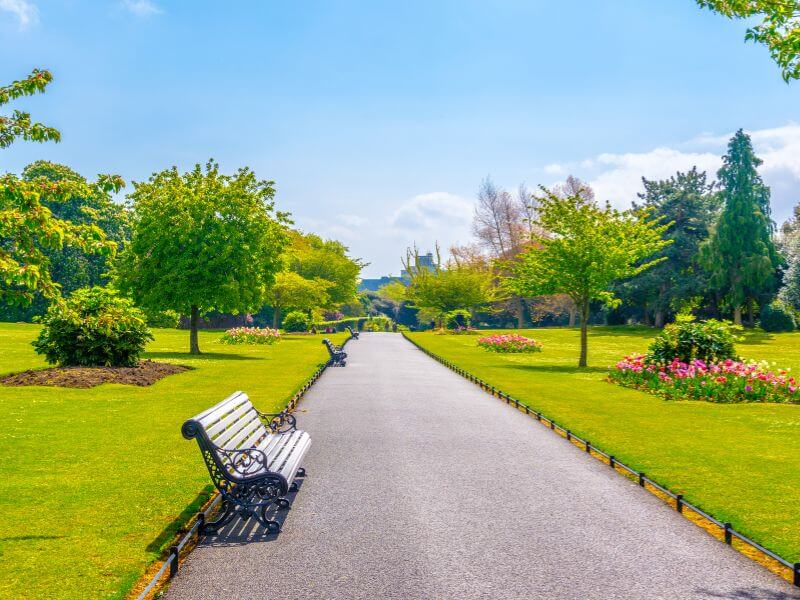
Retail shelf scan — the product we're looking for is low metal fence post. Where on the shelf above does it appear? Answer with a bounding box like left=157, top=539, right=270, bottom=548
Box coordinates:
left=585, top=441, right=591, bottom=453
left=793, top=563, right=800, bottom=587
left=638, top=472, right=645, bottom=487
left=676, top=494, right=683, bottom=513
left=168, top=546, right=179, bottom=578
left=724, top=523, right=733, bottom=545
left=609, top=455, right=615, bottom=469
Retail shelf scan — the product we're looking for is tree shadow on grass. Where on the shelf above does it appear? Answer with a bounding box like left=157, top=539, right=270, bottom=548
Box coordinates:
left=145, top=486, right=215, bottom=554
left=143, top=352, right=261, bottom=361
left=498, top=363, right=609, bottom=375
left=739, top=331, right=777, bottom=346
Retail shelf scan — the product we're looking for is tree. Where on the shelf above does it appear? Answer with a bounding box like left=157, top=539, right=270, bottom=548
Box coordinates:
left=701, top=130, right=781, bottom=325
left=620, top=168, right=718, bottom=327
left=1, top=70, right=122, bottom=310
left=116, top=161, right=289, bottom=354
left=779, top=227, right=800, bottom=311
left=510, top=190, right=670, bottom=367
left=377, top=280, right=408, bottom=322
left=0, top=69, right=60, bottom=148
left=287, top=232, right=364, bottom=305
left=472, top=177, right=535, bottom=327
left=266, top=271, right=331, bottom=328
left=402, top=246, right=497, bottom=326
left=697, top=1, right=800, bottom=81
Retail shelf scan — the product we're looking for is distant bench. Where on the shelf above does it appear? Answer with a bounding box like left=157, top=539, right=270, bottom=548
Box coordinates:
left=182, top=391, right=311, bottom=534
left=322, top=338, right=347, bottom=366
left=346, top=325, right=359, bottom=340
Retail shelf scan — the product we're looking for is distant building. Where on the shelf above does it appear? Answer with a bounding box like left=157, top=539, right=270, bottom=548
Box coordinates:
left=358, top=275, right=403, bottom=292
left=400, top=251, right=436, bottom=278
left=358, top=251, right=437, bottom=292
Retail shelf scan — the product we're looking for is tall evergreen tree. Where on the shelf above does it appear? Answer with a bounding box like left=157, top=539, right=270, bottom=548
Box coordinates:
left=620, top=168, right=718, bottom=327
left=701, top=129, right=780, bottom=325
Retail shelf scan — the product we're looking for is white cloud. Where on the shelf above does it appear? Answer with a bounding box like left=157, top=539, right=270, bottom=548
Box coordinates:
left=389, top=192, right=472, bottom=232
left=550, top=123, right=800, bottom=224
left=337, top=213, right=369, bottom=227
left=544, top=163, right=566, bottom=176
left=0, top=0, right=38, bottom=28
left=121, top=0, right=162, bottom=17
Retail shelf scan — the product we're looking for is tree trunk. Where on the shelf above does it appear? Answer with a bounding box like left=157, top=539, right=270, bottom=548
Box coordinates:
left=654, top=309, right=665, bottom=328
left=272, top=306, right=281, bottom=329
left=190, top=305, right=201, bottom=355
left=568, top=307, right=577, bottom=327
left=747, top=301, right=755, bottom=327
left=733, top=305, right=742, bottom=326
left=643, top=306, right=651, bottom=327
left=579, top=301, right=589, bottom=368
left=515, top=296, right=525, bottom=329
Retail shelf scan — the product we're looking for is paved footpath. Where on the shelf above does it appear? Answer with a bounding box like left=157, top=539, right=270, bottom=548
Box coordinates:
left=167, top=333, right=799, bottom=600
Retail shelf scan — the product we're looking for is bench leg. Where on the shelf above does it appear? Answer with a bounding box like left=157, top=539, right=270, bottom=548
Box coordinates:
left=256, top=506, right=281, bottom=533
left=201, top=500, right=236, bottom=536
left=289, top=481, right=299, bottom=493
left=274, top=497, right=290, bottom=510
left=296, top=467, right=306, bottom=477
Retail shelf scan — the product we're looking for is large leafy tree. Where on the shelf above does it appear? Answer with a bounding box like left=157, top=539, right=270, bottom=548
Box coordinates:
left=1, top=70, right=122, bottom=308
left=116, top=161, right=289, bottom=354
left=697, top=1, right=800, bottom=81
left=510, top=190, right=670, bottom=367
left=619, top=168, right=718, bottom=327
left=701, top=130, right=781, bottom=325
left=265, top=271, right=332, bottom=328
left=1, top=161, right=129, bottom=321
left=287, top=232, right=364, bottom=305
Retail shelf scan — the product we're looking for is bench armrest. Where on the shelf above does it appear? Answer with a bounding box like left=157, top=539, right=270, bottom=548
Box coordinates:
left=216, top=446, right=272, bottom=479
left=258, top=410, right=297, bottom=433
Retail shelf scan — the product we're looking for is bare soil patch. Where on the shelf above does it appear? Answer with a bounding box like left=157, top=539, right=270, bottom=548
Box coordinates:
left=0, top=360, right=190, bottom=388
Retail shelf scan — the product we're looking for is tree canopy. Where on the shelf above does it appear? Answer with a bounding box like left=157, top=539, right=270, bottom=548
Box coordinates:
left=265, top=271, right=332, bottom=328
left=510, top=190, right=670, bottom=366
left=697, top=1, right=800, bottom=81
left=0, top=69, right=61, bottom=148
left=286, top=232, right=364, bottom=305
left=116, top=161, right=289, bottom=354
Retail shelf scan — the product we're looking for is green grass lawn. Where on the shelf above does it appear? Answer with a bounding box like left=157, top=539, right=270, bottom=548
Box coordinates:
left=0, top=323, right=346, bottom=599
left=407, top=327, right=800, bottom=564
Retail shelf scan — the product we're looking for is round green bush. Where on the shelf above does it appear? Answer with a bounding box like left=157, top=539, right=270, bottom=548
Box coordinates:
left=362, top=320, right=381, bottom=332
left=646, top=318, right=740, bottom=365
left=760, top=301, right=796, bottom=332
left=282, top=311, right=311, bottom=332
left=32, top=287, right=153, bottom=367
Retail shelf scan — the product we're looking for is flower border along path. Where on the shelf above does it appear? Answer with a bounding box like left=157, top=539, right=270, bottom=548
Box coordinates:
left=401, top=332, right=800, bottom=589
left=133, top=333, right=355, bottom=600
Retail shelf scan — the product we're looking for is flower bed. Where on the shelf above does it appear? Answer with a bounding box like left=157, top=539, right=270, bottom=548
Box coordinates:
left=220, top=327, right=281, bottom=345
left=611, top=355, right=800, bottom=404
left=477, top=333, right=542, bottom=353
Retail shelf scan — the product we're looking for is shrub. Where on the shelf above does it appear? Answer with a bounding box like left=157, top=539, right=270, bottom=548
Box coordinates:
left=445, top=309, right=471, bottom=330
left=760, top=301, right=796, bottom=332
left=611, top=354, right=800, bottom=404
left=647, top=318, right=740, bottom=365
left=220, top=327, right=281, bottom=345
left=32, top=287, right=153, bottom=367
left=477, top=333, right=542, bottom=353
left=283, top=311, right=311, bottom=332
left=362, top=320, right=381, bottom=332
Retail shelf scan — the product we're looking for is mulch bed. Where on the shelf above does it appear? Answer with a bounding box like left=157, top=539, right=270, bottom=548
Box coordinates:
left=0, top=360, right=190, bottom=389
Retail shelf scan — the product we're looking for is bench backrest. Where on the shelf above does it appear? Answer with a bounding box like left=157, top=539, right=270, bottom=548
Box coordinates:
left=322, top=338, right=337, bottom=353
left=182, top=392, right=272, bottom=480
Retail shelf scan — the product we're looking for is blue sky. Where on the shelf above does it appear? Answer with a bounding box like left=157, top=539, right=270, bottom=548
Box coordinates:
left=2, top=1, right=799, bottom=277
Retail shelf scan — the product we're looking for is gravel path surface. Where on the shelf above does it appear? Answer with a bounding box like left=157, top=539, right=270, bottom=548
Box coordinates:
left=166, top=333, right=798, bottom=600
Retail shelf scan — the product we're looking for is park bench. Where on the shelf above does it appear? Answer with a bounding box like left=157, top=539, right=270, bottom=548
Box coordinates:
left=346, top=325, right=359, bottom=339
left=181, top=391, right=311, bottom=534
left=322, top=338, right=347, bottom=366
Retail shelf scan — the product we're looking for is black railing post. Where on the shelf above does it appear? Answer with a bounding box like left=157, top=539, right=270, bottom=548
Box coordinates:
left=168, top=545, right=179, bottom=578
left=724, top=523, right=732, bottom=545
left=566, top=430, right=571, bottom=441
left=585, top=441, right=591, bottom=453
left=638, top=472, right=645, bottom=487
left=609, top=455, right=615, bottom=469
left=550, top=420, right=555, bottom=430
left=676, top=494, right=683, bottom=513
left=793, top=562, right=800, bottom=587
